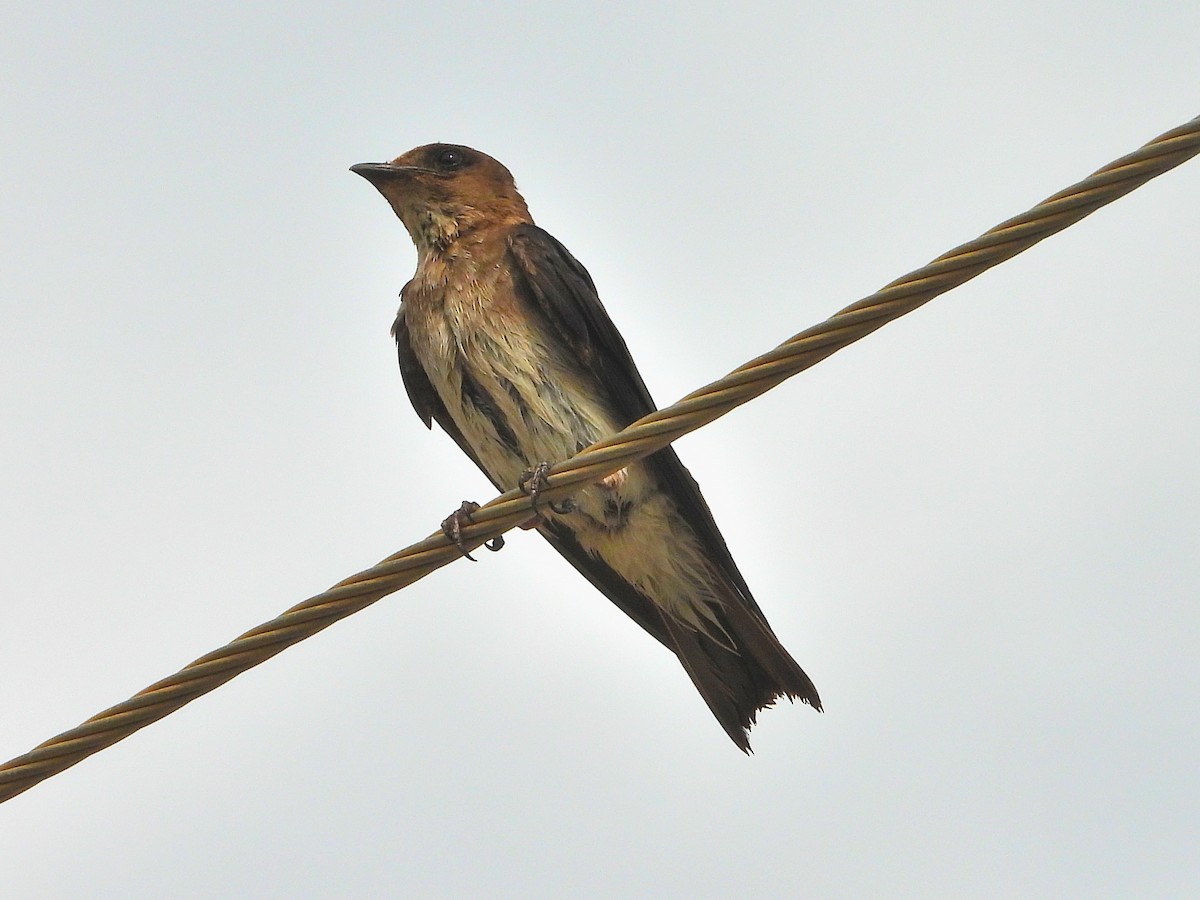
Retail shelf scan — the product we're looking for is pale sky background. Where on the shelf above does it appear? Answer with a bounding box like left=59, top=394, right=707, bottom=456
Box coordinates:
left=3, top=4, right=1198, bottom=897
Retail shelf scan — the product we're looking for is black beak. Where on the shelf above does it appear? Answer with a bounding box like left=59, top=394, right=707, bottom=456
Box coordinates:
left=350, top=162, right=425, bottom=183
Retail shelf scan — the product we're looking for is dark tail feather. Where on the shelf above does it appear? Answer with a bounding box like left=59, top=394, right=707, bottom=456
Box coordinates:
left=659, top=597, right=821, bottom=753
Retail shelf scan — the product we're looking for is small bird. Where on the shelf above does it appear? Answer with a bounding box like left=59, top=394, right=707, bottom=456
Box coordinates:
left=352, top=144, right=820, bottom=750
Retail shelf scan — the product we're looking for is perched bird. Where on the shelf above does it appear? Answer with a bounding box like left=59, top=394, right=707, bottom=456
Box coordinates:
left=352, top=144, right=820, bottom=750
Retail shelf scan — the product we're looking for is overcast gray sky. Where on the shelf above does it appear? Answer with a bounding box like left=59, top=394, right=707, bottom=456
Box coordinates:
left=3, top=3, right=1198, bottom=897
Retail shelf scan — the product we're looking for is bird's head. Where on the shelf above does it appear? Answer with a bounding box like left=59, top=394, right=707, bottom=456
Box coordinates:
left=351, top=143, right=532, bottom=255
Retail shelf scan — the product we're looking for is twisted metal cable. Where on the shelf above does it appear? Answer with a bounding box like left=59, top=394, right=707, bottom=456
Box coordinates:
left=2, top=116, right=1197, bottom=804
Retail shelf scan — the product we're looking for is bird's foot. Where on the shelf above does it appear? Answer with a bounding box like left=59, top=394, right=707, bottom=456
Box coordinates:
left=440, top=500, right=505, bottom=562
left=518, top=462, right=576, bottom=515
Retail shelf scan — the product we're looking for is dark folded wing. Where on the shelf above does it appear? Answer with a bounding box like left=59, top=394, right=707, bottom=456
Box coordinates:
left=506, top=224, right=768, bottom=622
left=392, top=305, right=502, bottom=492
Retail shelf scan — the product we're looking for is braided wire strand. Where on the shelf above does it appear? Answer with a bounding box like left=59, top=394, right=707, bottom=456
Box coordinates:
left=2, top=116, right=1196, bottom=803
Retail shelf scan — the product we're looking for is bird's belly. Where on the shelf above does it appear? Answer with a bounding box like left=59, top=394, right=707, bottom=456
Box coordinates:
left=412, top=307, right=650, bottom=527
left=409, top=303, right=729, bottom=634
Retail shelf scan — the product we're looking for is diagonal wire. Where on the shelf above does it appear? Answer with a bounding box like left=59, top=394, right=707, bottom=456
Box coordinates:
left=2, top=116, right=1197, bottom=804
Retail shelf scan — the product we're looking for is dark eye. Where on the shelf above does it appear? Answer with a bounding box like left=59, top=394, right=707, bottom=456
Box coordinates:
left=435, top=147, right=466, bottom=170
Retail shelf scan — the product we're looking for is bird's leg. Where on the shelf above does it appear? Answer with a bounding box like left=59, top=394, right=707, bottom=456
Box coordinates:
left=440, top=500, right=505, bottom=562
left=518, top=462, right=576, bottom=515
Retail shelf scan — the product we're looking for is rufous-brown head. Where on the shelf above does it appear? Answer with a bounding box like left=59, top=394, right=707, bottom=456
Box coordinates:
left=351, top=144, right=533, bottom=255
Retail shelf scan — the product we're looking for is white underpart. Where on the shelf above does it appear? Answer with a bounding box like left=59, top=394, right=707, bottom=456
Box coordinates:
left=404, top=266, right=731, bottom=637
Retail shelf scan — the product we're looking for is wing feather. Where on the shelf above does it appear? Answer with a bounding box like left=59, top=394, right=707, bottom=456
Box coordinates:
left=392, top=305, right=502, bottom=491
left=507, top=225, right=767, bottom=619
